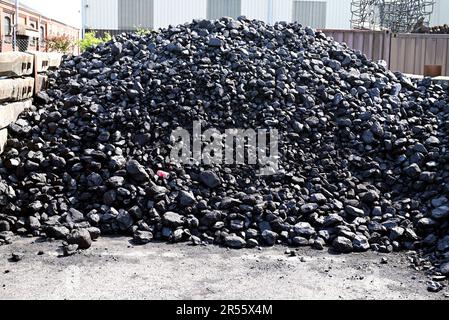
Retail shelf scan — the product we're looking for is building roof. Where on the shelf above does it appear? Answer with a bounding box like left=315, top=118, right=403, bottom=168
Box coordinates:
left=3, top=0, right=45, bottom=16
left=1, top=0, right=79, bottom=29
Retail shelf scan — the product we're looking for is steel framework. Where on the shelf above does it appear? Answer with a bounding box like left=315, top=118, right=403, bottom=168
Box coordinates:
left=351, top=0, right=435, bottom=32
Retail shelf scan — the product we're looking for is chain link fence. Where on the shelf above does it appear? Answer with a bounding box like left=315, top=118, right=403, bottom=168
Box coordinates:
left=0, top=37, right=47, bottom=53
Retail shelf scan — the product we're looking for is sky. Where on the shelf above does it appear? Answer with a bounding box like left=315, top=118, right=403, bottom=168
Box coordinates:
left=20, top=0, right=81, bottom=27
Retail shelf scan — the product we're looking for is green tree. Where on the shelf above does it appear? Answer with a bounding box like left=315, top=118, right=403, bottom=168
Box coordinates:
left=46, top=34, right=75, bottom=54
left=136, top=26, right=152, bottom=36
left=78, top=31, right=112, bottom=52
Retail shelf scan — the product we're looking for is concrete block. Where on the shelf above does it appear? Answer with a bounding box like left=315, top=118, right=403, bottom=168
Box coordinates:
left=0, top=99, right=33, bottom=129
left=20, top=78, right=35, bottom=100
left=35, top=74, right=49, bottom=93
left=27, top=51, right=50, bottom=73
left=0, top=128, right=7, bottom=155
left=47, top=52, right=63, bottom=69
left=0, top=52, right=34, bottom=77
left=0, top=77, right=35, bottom=103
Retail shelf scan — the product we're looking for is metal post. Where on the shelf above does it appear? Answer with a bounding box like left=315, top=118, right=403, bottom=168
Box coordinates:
left=81, top=0, right=86, bottom=38
left=13, top=0, right=19, bottom=51
left=267, top=0, right=274, bottom=25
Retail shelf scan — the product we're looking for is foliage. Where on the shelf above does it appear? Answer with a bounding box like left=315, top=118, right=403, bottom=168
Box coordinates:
left=136, top=26, right=153, bottom=36
left=78, top=31, right=112, bottom=52
left=46, top=34, right=74, bottom=54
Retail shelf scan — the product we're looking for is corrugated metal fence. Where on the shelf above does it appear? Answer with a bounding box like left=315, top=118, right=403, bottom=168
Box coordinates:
left=390, top=33, right=449, bottom=76
left=321, top=29, right=391, bottom=63
left=321, top=29, right=449, bottom=76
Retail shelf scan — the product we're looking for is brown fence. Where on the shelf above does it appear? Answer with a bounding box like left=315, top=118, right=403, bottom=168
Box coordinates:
left=390, top=33, right=449, bottom=76
left=0, top=51, right=62, bottom=154
left=321, top=29, right=392, bottom=64
left=321, top=29, right=449, bottom=77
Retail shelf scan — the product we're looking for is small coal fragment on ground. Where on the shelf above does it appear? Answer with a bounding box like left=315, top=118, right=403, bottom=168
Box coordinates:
left=10, top=252, right=24, bottom=262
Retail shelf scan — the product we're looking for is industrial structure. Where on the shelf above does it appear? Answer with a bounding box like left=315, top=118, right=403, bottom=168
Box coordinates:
left=81, top=0, right=354, bottom=34
left=350, top=0, right=436, bottom=32
left=81, top=0, right=449, bottom=35
left=0, top=0, right=79, bottom=53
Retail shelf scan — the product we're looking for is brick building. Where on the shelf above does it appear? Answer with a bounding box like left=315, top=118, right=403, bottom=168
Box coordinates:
left=0, top=0, right=79, bottom=53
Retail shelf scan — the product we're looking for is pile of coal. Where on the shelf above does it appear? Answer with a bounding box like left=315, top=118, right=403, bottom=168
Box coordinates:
left=413, top=24, right=449, bottom=34
left=0, top=17, right=449, bottom=275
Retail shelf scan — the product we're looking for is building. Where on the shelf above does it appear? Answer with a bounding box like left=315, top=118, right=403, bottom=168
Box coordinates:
left=0, top=0, right=79, bottom=53
left=432, top=0, right=449, bottom=26
left=82, top=0, right=449, bottom=35
left=82, top=0, right=352, bottom=33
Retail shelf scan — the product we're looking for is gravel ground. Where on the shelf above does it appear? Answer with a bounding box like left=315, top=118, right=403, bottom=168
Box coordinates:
left=0, top=237, right=447, bottom=300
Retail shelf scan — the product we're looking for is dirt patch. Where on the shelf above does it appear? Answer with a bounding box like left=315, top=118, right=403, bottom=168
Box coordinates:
left=0, top=237, right=447, bottom=300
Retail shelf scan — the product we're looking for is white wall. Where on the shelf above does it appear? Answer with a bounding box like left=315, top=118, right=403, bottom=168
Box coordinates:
left=431, top=0, right=449, bottom=26
left=154, top=0, right=207, bottom=29
left=243, top=0, right=352, bottom=28
left=83, top=0, right=119, bottom=30
left=82, top=0, right=355, bottom=31
left=272, top=0, right=294, bottom=22
left=241, top=0, right=295, bottom=24
left=326, top=0, right=351, bottom=29
left=243, top=0, right=295, bottom=23
left=241, top=0, right=269, bottom=22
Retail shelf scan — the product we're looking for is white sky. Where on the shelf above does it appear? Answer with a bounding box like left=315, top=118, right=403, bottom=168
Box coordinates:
left=20, top=0, right=81, bottom=27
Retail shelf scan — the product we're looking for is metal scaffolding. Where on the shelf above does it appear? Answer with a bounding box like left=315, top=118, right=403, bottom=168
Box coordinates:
left=351, top=0, right=435, bottom=33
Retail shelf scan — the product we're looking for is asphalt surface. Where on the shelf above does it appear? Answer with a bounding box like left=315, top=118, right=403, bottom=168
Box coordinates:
left=0, top=237, right=447, bottom=300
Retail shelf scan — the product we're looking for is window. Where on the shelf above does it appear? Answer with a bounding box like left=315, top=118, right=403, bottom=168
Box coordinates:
left=207, top=0, right=241, bottom=20
left=4, top=16, right=12, bottom=35
left=40, top=26, right=46, bottom=46
left=30, top=19, right=38, bottom=30
left=292, top=1, right=327, bottom=28
left=3, top=16, right=12, bottom=43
